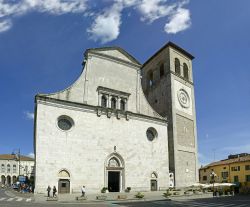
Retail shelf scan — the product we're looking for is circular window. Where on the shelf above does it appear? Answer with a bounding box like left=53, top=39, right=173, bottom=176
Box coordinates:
left=57, top=116, right=74, bottom=131
left=146, top=127, right=158, bottom=141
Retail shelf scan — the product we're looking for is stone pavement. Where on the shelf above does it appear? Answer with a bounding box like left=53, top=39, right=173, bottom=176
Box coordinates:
left=34, top=191, right=213, bottom=204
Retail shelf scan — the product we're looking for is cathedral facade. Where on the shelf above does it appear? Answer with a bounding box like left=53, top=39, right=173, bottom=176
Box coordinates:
left=34, top=42, right=198, bottom=194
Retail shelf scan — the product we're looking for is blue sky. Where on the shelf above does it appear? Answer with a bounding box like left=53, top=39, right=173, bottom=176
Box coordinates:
left=0, top=0, right=249, bottom=166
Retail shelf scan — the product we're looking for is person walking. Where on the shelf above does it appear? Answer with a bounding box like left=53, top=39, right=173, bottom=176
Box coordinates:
left=81, top=185, right=86, bottom=197
left=53, top=186, right=57, bottom=197
left=47, top=185, right=51, bottom=197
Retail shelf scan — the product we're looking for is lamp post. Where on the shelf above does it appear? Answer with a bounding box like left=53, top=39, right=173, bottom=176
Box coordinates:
left=12, top=149, right=21, bottom=180
left=210, top=170, right=217, bottom=197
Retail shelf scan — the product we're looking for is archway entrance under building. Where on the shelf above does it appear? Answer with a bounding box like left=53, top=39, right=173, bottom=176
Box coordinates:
left=58, top=169, right=70, bottom=194
left=7, top=176, right=11, bottom=185
left=1, top=175, right=5, bottom=184
left=108, top=171, right=120, bottom=192
left=12, top=176, right=17, bottom=184
left=105, top=153, right=124, bottom=192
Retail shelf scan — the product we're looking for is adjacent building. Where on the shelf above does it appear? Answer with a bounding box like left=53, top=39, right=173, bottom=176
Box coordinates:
left=34, top=42, right=198, bottom=194
left=199, top=153, right=250, bottom=192
left=0, top=154, right=35, bottom=185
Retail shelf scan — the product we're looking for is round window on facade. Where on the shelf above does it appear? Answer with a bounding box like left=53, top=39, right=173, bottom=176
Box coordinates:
left=146, top=127, right=158, bottom=141
left=57, top=116, right=74, bottom=131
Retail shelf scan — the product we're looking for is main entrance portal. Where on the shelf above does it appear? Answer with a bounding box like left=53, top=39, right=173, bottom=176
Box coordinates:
left=108, top=171, right=120, bottom=192
left=105, top=153, right=124, bottom=192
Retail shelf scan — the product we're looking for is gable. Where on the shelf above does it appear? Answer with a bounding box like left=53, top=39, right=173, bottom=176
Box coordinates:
left=86, top=47, right=141, bottom=66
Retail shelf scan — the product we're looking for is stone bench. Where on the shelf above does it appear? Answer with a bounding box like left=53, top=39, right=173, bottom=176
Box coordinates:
left=47, top=197, right=58, bottom=201
left=96, top=195, right=107, bottom=200
left=117, top=194, right=127, bottom=199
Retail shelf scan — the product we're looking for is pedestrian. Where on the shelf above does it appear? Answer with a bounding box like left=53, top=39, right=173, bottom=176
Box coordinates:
left=53, top=186, right=57, bottom=197
left=47, top=185, right=51, bottom=197
left=81, top=185, right=86, bottom=197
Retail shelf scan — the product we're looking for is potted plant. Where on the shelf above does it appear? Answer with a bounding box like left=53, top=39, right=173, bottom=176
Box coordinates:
left=135, top=192, right=144, bottom=199
left=125, top=187, right=131, bottom=192
left=101, top=187, right=108, bottom=193
left=163, top=189, right=172, bottom=198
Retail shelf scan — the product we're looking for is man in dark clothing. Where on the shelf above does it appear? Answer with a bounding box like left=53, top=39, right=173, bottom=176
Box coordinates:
left=53, top=186, right=57, bottom=197
left=47, top=185, right=51, bottom=197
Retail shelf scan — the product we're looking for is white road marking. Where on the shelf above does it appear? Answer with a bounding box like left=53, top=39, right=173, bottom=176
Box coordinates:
left=6, top=198, right=14, bottom=201
left=26, top=198, right=32, bottom=202
left=16, top=197, right=23, bottom=201
left=0, top=197, right=6, bottom=201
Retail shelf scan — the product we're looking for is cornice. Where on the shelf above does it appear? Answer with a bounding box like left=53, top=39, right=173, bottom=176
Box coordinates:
left=35, top=95, right=167, bottom=125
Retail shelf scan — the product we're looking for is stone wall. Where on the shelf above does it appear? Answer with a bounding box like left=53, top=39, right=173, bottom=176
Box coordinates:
left=35, top=101, right=169, bottom=194
left=176, top=114, right=195, bottom=148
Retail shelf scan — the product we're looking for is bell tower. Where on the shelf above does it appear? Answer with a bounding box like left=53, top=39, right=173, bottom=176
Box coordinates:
left=141, top=42, right=198, bottom=187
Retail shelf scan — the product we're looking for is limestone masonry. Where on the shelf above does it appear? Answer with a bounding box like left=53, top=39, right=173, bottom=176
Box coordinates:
left=34, top=42, right=198, bottom=194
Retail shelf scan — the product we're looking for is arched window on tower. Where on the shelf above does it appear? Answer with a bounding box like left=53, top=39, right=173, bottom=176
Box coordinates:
left=120, top=99, right=125, bottom=111
left=160, top=63, right=164, bottom=78
left=183, top=63, right=189, bottom=80
left=101, top=95, right=107, bottom=108
left=175, top=58, right=180, bottom=75
left=111, top=97, right=116, bottom=109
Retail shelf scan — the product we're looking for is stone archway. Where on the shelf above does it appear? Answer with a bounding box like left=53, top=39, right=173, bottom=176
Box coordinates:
left=12, top=176, right=17, bottom=184
left=58, top=169, right=70, bottom=194
left=105, top=153, right=125, bottom=192
left=150, top=172, right=158, bottom=191
left=7, top=175, right=11, bottom=185
left=1, top=175, right=6, bottom=185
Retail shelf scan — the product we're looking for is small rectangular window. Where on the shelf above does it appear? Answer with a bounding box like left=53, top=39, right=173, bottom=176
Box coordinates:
left=234, top=176, right=239, bottom=182
left=246, top=175, right=250, bottom=182
left=231, top=166, right=240, bottom=171
left=221, top=172, right=228, bottom=179
left=203, top=176, right=207, bottom=181
left=245, top=165, right=250, bottom=171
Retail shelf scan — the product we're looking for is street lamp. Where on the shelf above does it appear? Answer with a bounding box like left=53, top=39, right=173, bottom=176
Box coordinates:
left=210, top=170, right=217, bottom=197
left=12, top=149, right=21, bottom=180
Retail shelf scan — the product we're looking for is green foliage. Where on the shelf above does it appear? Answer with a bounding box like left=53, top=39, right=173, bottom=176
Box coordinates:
left=163, top=189, right=172, bottom=197
left=101, top=187, right=108, bottom=193
left=135, top=192, right=144, bottom=199
left=125, top=187, right=131, bottom=192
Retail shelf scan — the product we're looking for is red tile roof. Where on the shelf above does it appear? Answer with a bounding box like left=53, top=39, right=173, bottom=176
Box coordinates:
left=0, top=154, right=34, bottom=161
left=201, top=155, right=250, bottom=169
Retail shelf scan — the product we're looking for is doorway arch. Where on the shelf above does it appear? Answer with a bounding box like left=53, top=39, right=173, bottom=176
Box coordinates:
left=105, top=153, right=125, bottom=192
left=58, top=169, right=70, bottom=194
left=150, top=172, right=158, bottom=191
left=7, top=175, right=11, bottom=185
left=12, top=176, right=17, bottom=184
left=1, top=175, right=6, bottom=185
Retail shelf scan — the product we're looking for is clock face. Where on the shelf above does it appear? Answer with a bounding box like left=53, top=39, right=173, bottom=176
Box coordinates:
left=177, top=89, right=190, bottom=108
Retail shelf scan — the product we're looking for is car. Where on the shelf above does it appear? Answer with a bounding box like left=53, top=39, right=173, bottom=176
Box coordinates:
left=12, top=184, right=19, bottom=190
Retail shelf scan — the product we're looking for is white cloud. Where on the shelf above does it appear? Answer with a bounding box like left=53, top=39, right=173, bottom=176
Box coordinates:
left=0, top=0, right=192, bottom=42
left=0, top=0, right=88, bottom=32
left=87, top=3, right=123, bottom=44
left=24, top=111, right=34, bottom=120
left=164, top=7, right=191, bottom=34
left=0, top=19, right=12, bottom=32
left=137, top=0, right=176, bottom=23
left=28, top=152, right=35, bottom=158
